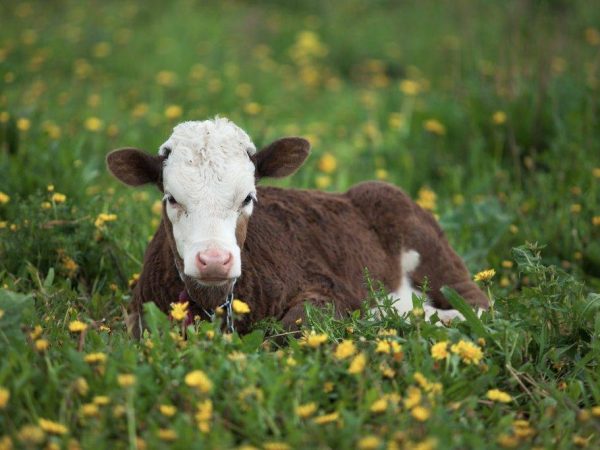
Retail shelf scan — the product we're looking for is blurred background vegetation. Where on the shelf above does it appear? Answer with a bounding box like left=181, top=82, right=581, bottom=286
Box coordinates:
left=1, top=0, right=599, bottom=293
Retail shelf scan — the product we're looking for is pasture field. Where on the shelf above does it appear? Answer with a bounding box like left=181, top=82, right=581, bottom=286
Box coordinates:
left=1, top=0, right=600, bottom=448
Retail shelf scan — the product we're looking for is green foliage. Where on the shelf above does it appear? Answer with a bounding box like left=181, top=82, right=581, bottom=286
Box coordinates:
left=1, top=0, right=600, bottom=448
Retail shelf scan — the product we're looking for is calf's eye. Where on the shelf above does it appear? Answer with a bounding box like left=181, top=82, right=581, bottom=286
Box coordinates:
left=242, top=194, right=255, bottom=207
left=166, top=194, right=178, bottom=206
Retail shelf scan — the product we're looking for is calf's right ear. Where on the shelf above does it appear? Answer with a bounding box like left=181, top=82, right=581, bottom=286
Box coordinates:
left=106, top=148, right=163, bottom=186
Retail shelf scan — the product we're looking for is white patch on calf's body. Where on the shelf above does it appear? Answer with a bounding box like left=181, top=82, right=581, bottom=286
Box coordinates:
left=160, top=118, right=257, bottom=282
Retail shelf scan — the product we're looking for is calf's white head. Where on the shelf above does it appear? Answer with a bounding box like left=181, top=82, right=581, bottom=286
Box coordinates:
left=107, top=117, right=309, bottom=289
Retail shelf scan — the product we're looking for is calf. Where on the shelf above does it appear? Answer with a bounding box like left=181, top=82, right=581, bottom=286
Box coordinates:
left=107, top=118, right=488, bottom=337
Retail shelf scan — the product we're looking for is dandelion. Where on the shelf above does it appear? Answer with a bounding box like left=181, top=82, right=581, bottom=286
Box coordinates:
left=388, top=112, right=405, bottom=130
left=185, top=370, right=213, bottom=393
left=370, top=397, right=388, bottom=413
left=164, top=105, right=183, bottom=120
left=93, top=396, right=110, bottom=406
left=487, top=389, right=513, bottom=403
left=572, top=435, right=591, bottom=448
left=68, top=320, right=87, bottom=333
left=41, top=201, right=51, bottom=210
left=29, top=325, right=43, bottom=340
left=497, top=434, right=519, bottom=448
left=492, top=111, right=507, bottom=125
left=0, top=310, right=4, bottom=319
left=159, top=405, right=177, bottom=417
left=35, top=339, right=49, bottom=352
left=318, top=153, right=337, bottom=174
left=400, top=79, right=420, bottom=96
left=404, top=386, right=422, bottom=409
left=312, top=411, right=339, bottom=425
left=0, top=388, right=9, bottom=409
left=411, top=405, right=431, bottom=422
left=232, top=299, right=251, bottom=314
left=416, top=187, right=437, bottom=211
left=18, top=425, right=45, bottom=444
left=84, top=117, right=103, bottom=132
left=593, top=168, right=600, bottom=178
left=375, top=169, right=388, bottom=180
left=195, top=399, right=212, bottom=433
left=94, top=213, right=117, bottom=229
left=157, top=429, right=177, bottom=441
left=348, top=352, right=367, bottom=374
left=375, top=339, right=401, bottom=355
left=334, top=340, right=357, bottom=360
left=592, top=217, right=600, bottom=226
left=74, top=377, right=89, bottom=396
left=450, top=340, right=483, bottom=365
left=38, top=418, right=68, bottom=435
left=474, top=269, right=495, bottom=282
left=301, top=331, right=328, bottom=348
left=128, top=273, right=140, bottom=288
left=357, top=435, right=382, bottom=450
left=84, top=352, right=107, bottom=364
left=0, top=192, right=10, bottom=205
left=296, top=402, right=318, bottom=418
left=586, top=27, right=600, bottom=46
left=431, top=341, right=449, bottom=360
left=170, top=302, right=189, bottom=321
left=155, top=70, right=177, bottom=87
left=571, top=204, right=582, bottom=214
left=243, top=102, right=262, bottom=115
left=93, top=42, right=111, bottom=58
left=81, top=403, right=99, bottom=417
left=117, top=374, right=136, bottom=388
left=379, top=362, right=395, bottom=378
left=315, top=175, right=332, bottom=189
left=423, top=119, right=446, bottom=136
left=17, top=118, right=31, bottom=132
left=51, top=193, right=66, bottom=203
left=263, top=442, right=291, bottom=450
left=592, top=406, right=600, bottom=417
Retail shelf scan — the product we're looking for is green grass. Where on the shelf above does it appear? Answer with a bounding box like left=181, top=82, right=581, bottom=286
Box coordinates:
left=1, top=0, right=600, bottom=448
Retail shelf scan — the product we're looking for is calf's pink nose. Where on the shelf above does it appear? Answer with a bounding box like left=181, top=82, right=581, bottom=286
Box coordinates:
left=195, top=249, right=233, bottom=279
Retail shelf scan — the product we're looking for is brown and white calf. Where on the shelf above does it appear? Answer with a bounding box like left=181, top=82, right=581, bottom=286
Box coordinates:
left=107, top=118, right=488, bottom=337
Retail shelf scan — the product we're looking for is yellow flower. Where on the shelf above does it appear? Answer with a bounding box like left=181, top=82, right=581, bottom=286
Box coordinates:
left=416, top=187, right=437, bottom=211
left=404, top=386, right=422, bottom=409
left=318, top=153, right=337, bottom=174
left=232, top=299, right=251, bottom=314
left=0, top=192, right=10, bottom=205
left=431, top=341, right=449, bottom=360
left=94, top=213, right=117, bottom=229
left=375, top=169, right=388, bottom=180
left=315, top=175, right=332, bottom=189
left=41, top=201, right=51, bottom=210
left=243, top=102, right=262, bottom=115
left=411, top=405, right=431, bottom=422
left=159, top=405, right=177, bottom=417
left=592, top=168, right=600, bottom=178
left=296, top=402, right=318, bottom=418
left=592, top=216, right=600, bottom=226
left=492, top=111, right=507, bottom=125
left=571, top=204, right=582, bottom=214
left=164, top=105, right=183, bottom=120
left=375, top=339, right=402, bottom=355
left=195, top=399, right=213, bottom=433
left=586, top=27, right=600, bottom=46
left=474, top=269, right=496, bottom=282
left=35, top=339, right=49, bottom=352
left=0, top=388, right=9, bottom=409
left=38, top=418, right=68, bottom=435
left=487, top=389, right=513, bottom=403
left=117, top=374, right=136, bottom=388
left=301, top=331, right=328, bottom=348
left=68, top=320, right=87, bottom=333
left=157, top=429, right=177, bottom=441
left=93, top=396, right=110, bottom=406
left=450, top=340, right=484, bottom=365
left=17, top=118, right=31, bottom=132
left=334, top=340, right=357, bottom=360
left=357, top=435, right=382, bottom=450
left=51, top=193, right=66, bottom=203
left=29, top=325, right=43, bottom=340
left=185, top=370, right=213, bottom=393
left=84, top=352, right=107, bottom=364
left=370, top=397, right=388, bottom=414
left=423, top=119, right=446, bottom=136
left=263, top=442, right=291, bottom=450
left=84, top=117, right=103, bottom=132
left=170, top=302, right=189, bottom=321
left=399, top=79, right=420, bottom=96
left=312, top=411, right=339, bottom=425
left=155, top=70, right=177, bottom=87
left=74, top=378, right=89, bottom=396
left=18, top=425, right=45, bottom=444
left=81, top=403, right=99, bottom=417
left=591, top=406, right=600, bottom=417
left=348, top=352, right=367, bottom=374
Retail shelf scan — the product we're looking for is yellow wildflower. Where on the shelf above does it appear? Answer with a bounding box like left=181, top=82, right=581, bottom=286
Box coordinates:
left=486, top=389, right=513, bottom=403
left=155, top=70, right=177, bottom=86
left=379, top=362, right=396, bottom=378
left=17, top=118, right=31, bottom=131
left=312, top=411, right=339, bottom=425
left=41, top=201, right=51, bottom=210
left=399, top=79, right=420, bottom=96
left=185, top=370, right=213, bottom=393
left=592, top=216, right=600, bottom=226
left=450, top=340, right=483, bottom=365
left=348, top=352, right=367, bottom=374
left=18, top=425, right=45, bottom=444
left=84, top=117, right=103, bottom=132
left=370, top=397, right=388, bottom=414
left=375, top=339, right=402, bottom=355
left=232, top=299, right=251, bottom=314
left=423, top=119, right=446, bottom=136
left=93, top=396, right=110, bottom=406
left=334, top=340, right=357, bottom=360
left=117, top=374, right=136, bottom=388
left=68, top=320, right=87, bottom=333
left=195, top=399, right=212, bottom=433
left=35, top=339, right=49, bottom=352
left=474, top=269, right=496, bottom=282
left=263, top=442, right=290, bottom=450
left=38, top=418, right=68, bottom=435
left=571, top=204, right=582, bottom=214
left=0, top=388, right=9, bottom=409
left=160, top=405, right=177, bottom=417
left=157, top=429, right=177, bottom=441
left=296, top=402, right=318, bottom=418
left=323, top=382, right=334, bottom=393
left=318, top=153, right=337, bottom=174
left=591, top=406, right=600, bottom=417
left=416, top=187, right=437, bottom=211
left=497, top=434, right=519, bottom=448
left=29, top=325, right=43, bottom=340
left=357, top=435, right=382, bottom=450
left=404, top=386, right=422, bottom=409
left=81, top=403, right=99, bottom=417
left=74, top=377, right=89, bottom=396
left=572, top=435, right=591, bottom=447
left=243, top=102, right=262, bottom=115
left=411, top=405, right=431, bottom=422
left=0, top=192, right=10, bottom=205
left=51, top=193, right=66, bottom=203
left=431, top=341, right=449, bottom=360
left=375, top=169, right=388, bottom=180
left=84, top=352, right=107, bottom=364
left=301, top=331, right=328, bottom=348
left=170, top=302, right=189, bottom=321
left=586, top=27, right=600, bottom=46
left=315, top=175, right=332, bottom=189
left=492, top=111, right=507, bottom=125
left=94, top=213, right=117, bottom=229
left=164, top=105, right=183, bottom=120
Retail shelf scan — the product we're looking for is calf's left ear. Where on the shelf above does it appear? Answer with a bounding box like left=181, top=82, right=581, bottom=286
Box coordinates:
left=252, top=137, right=310, bottom=179
left=106, top=148, right=163, bottom=187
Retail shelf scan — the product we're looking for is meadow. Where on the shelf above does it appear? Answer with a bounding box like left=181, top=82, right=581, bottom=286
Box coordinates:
left=1, top=0, right=600, bottom=448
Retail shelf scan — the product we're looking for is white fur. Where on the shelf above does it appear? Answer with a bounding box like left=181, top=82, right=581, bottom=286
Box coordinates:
left=160, top=118, right=257, bottom=282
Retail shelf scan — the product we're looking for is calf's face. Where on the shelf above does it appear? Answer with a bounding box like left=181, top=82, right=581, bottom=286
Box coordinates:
left=107, top=118, right=309, bottom=287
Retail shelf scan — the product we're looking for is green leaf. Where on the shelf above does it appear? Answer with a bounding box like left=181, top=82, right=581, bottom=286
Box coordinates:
left=441, top=286, right=491, bottom=340
left=143, top=302, right=170, bottom=336
left=0, top=289, right=34, bottom=347
left=43, top=267, right=55, bottom=288
left=240, top=329, right=265, bottom=352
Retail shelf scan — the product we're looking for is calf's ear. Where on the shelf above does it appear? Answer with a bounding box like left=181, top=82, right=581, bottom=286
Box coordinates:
left=252, top=137, right=310, bottom=179
left=106, top=148, right=163, bottom=186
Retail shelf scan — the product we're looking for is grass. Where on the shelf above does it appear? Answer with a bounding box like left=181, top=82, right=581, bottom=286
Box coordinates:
left=1, top=0, right=600, bottom=448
